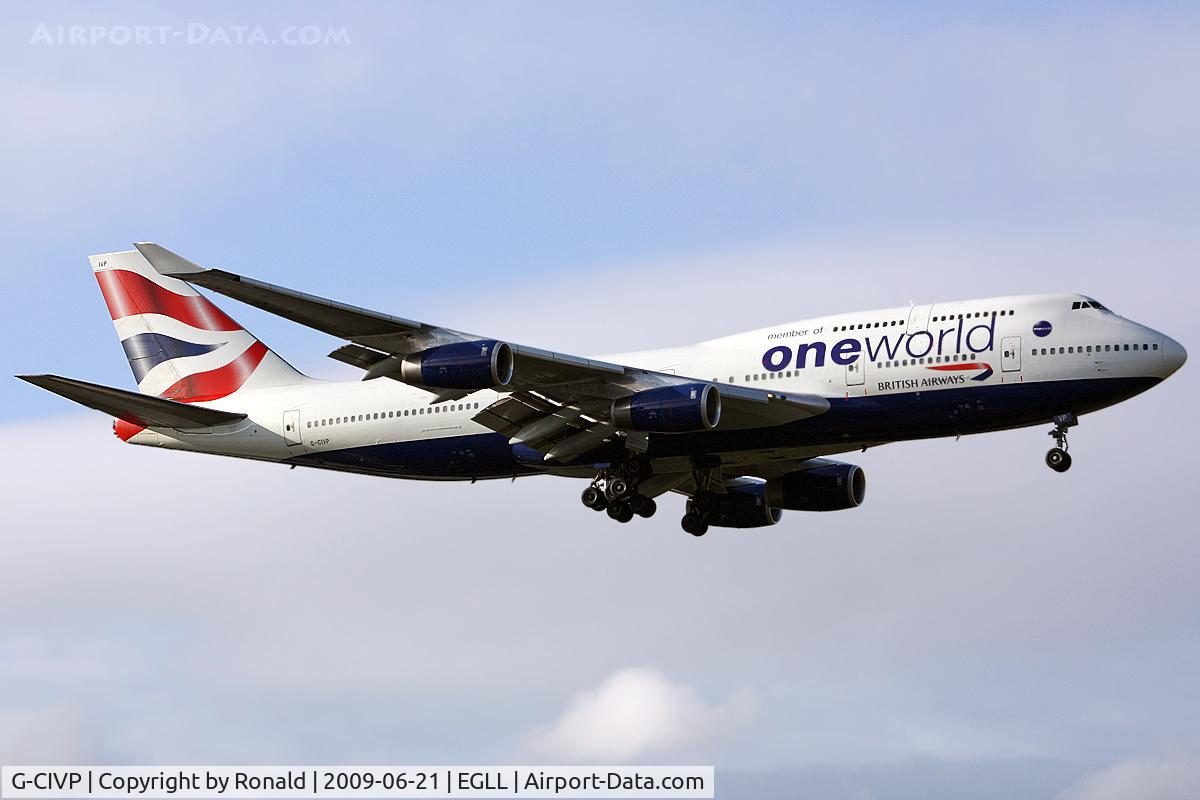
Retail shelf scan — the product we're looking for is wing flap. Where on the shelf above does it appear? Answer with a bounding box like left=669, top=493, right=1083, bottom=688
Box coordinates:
left=18, top=375, right=247, bottom=429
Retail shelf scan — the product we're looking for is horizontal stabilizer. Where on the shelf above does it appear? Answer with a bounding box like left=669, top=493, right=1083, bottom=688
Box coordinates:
left=17, top=374, right=247, bottom=429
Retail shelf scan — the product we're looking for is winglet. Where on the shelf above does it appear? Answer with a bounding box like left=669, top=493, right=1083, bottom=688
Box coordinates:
left=133, top=242, right=206, bottom=276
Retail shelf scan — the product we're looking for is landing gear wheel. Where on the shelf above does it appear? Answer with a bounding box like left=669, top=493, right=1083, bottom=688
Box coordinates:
left=607, top=502, right=634, bottom=523
left=629, top=495, right=657, bottom=518
left=581, top=486, right=608, bottom=511
left=681, top=512, right=709, bottom=537
left=1045, top=413, right=1077, bottom=473
left=607, top=477, right=631, bottom=501
left=1045, top=448, right=1072, bottom=473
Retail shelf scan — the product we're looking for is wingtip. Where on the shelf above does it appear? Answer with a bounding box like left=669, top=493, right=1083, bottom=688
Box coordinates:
left=133, top=242, right=206, bottom=275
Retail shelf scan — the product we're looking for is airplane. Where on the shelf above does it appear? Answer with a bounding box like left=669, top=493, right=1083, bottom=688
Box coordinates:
left=19, top=244, right=1186, bottom=536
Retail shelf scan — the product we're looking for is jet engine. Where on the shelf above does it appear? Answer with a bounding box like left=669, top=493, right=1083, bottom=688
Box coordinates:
left=611, top=383, right=721, bottom=433
left=400, top=339, right=514, bottom=390
left=764, top=462, right=866, bottom=511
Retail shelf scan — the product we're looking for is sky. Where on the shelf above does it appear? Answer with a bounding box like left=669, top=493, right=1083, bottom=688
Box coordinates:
left=1, top=2, right=1199, bottom=798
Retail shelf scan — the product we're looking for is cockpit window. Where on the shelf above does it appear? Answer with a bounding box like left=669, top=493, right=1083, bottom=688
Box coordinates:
left=1072, top=299, right=1109, bottom=311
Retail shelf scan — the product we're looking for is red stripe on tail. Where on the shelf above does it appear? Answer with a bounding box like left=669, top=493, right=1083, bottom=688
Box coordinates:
left=96, top=269, right=242, bottom=332
left=113, top=419, right=146, bottom=442
left=158, top=341, right=269, bottom=402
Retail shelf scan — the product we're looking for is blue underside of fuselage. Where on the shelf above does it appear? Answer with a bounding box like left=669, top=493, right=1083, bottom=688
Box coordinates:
left=285, top=377, right=1160, bottom=480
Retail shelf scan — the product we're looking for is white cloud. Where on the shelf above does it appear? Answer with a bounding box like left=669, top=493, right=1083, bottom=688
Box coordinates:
left=522, top=668, right=757, bottom=762
left=1057, top=745, right=1200, bottom=800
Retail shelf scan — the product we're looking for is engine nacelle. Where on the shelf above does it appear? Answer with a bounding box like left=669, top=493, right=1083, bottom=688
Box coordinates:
left=708, top=484, right=782, bottom=529
left=611, top=383, right=720, bottom=433
left=400, top=339, right=513, bottom=390
left=765, top=463, right=866, bottom=512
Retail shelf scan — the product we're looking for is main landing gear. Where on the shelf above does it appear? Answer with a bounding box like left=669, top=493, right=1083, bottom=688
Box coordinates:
left=1045, top=412, right=1077, bottom=473
left=680, top=492, right=717, bottom=537
left=580, top=456, right=657, bottom=524
left=680, top=468, right=722, bottom=537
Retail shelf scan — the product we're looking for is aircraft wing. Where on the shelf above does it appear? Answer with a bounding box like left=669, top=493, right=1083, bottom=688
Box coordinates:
left=135, top=243, right=829, bottom=460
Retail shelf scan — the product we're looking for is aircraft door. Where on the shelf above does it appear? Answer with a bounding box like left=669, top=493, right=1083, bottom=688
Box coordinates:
left=907, top=304, right=933, bottom=333
left=846, top=361, right=865, bottom=386
left=1001, top=336, right=1022, bottom=372
left=283, top=409, right=303, bottom=447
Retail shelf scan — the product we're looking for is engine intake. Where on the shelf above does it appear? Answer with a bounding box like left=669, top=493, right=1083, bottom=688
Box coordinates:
left=400, top=339, right=513, bottom=390
left=765, top=463, right=866, bottom=512
left=708, top=483, right=782, bottom=529
left=611, top=383, right=720, bottom=433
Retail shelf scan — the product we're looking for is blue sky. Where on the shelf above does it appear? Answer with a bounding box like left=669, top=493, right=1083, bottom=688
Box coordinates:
left=2, top=3, right=1198, bottom=799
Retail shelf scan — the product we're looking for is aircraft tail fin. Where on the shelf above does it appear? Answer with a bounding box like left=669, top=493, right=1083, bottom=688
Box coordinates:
left=89, top=248, right=305, bottom=400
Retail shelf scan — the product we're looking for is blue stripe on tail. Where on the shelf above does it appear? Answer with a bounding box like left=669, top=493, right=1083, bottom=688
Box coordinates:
left=120, top=333, right=222, bottom=383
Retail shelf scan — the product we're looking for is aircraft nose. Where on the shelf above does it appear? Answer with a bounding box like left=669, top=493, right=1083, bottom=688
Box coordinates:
left=1163, top=335, right=1187, bottom=376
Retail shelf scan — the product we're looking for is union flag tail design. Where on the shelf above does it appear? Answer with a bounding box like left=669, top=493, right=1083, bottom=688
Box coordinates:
left=90, top=249, right=305, bottom=401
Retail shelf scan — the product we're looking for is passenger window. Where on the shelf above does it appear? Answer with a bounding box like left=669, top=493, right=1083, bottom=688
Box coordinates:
left=1153, top=344, right=1159, bottom=350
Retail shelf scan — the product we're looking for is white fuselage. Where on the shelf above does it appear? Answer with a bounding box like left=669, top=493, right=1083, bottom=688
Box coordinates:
left=122, top=293, right=1185, bottom=479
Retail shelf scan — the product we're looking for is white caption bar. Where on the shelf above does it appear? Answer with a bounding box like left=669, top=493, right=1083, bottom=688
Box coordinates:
left=1, top=767, right=713, bottom=799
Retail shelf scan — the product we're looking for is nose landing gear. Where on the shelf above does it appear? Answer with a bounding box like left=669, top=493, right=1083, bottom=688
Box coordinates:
left=1045, top=413, right=1077, bottom=473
